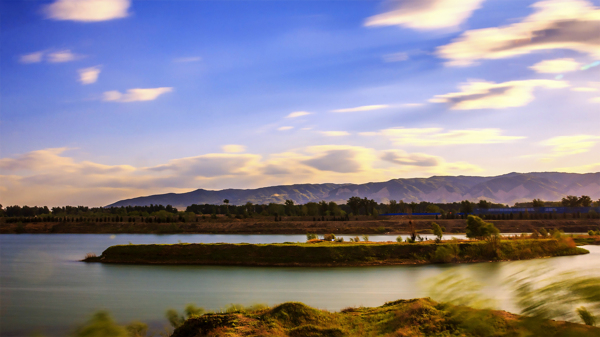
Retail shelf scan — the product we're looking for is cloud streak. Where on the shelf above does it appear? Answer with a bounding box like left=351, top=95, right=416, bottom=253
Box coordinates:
left=331, top=105, right=388, bottom=113
left=45, top=0, right=130, bottom=22
left=437, top=0, right=600, bottom=66
left=365, top=0, right=484, bottom=30
left=429, top=79, right=568, bottom=110
left=78, top=66, right=101, bottom=84
left=103, top=87, right=173, bottom=102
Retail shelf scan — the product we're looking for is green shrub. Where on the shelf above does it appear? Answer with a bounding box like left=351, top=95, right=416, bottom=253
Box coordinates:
left=306, top=233, right=317, bottom=240
left=362, top=235, right=369, bottom=242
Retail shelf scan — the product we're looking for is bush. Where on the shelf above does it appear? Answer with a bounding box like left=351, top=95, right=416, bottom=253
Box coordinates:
left=306, top=233, right=317, bottom=241
left=465, top=215, right=499, bottom=239
left=362, top=235, right=369, bottom=242
left=323, top=234, right=336, bottom=241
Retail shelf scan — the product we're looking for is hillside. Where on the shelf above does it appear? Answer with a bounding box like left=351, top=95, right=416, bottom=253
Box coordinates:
left=106, top=172, right=600, bottom=208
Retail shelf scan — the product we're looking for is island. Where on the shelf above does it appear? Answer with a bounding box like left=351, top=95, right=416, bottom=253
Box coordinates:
left=83, top=237, right=588, bottom=266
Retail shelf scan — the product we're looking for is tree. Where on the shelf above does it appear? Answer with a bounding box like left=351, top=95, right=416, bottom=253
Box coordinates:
left=477, top=200, right=490, bottom=209
left=328, top=201, right=340, bottom=216
left=579, top=195, right=592, bottom=207
left=532, top=198, right=545, bottom=207
left=347, top=197, right=361, bottom=216
left=284, top=199, right=295, bottom=216
left=389, top=200, right=399, bottom=213
left=431, top=222, right=444, bottom=241
left=562, top=195, right=580, bottom=207
left=460, top=200, right=474, bottom=214
left=465, top=215, right=499, bottom=239
left=425, top=204, right=441, bottom=213
left=318, top=201, right=328, bottom=216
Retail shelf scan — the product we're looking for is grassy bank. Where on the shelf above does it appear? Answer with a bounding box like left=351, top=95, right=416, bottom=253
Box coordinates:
left=84, top=238, right=587, bottom=266
left=170, top=298, right=600, bottom=337
left=3, top=218, right=600, bottom=235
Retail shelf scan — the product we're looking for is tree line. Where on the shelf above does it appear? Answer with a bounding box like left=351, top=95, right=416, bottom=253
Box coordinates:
left=1, top=195, right=598, bottom=220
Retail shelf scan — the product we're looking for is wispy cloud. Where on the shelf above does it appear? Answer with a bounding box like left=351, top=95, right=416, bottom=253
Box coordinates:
left=277, top=126, right=294, bottom=131
left=173, top=56, right=202, bottom=63
left=371, top=127, right=525, bottom=146
left=78, top=66, right=101, bottom=85
left=541, top=135, right=600, bottom=156
left=103, top=87, right=173, bottom=102
left=429, top=79, right=568, bottom=110
left=529, top=58, right=580, bottom=73
left=45, top=0, right=130, bottom=22
left=286, top=111, right=312, bottom=118
left=331, top=105, right=388, bottom=113
left=383, top=52, right=409, bottom=62
left=321, top=131, right=350, bottom=136
left=47, top=50, right=78, bottom=63
left=222, top=144, right=246, bottom=153
left=19, top=51, right=44, bottom=64
left=437, top=0, right=600, bottom=66
left=365, top=0, right=484, bottom=30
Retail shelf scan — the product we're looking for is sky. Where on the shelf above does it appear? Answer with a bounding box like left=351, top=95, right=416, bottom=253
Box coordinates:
left=1, top=0, right=599, bottom=207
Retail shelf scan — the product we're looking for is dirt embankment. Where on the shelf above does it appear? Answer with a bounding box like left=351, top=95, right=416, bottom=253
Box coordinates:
left=2, top=217, right=599, bottom=235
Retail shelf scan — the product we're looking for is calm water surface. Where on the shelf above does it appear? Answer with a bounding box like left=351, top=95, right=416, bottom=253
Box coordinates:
left=1, top=234, right=598, bottom=336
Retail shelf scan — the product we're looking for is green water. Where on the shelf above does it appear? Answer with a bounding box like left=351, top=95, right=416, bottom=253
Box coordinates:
left=1, top=234, right=598, bottom=336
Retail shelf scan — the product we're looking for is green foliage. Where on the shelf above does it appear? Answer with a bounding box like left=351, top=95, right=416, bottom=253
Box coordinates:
left=306, top=233, right=317, bottom=240
left=539, top=227, right=548, bottom=238
left=362, top=234, right=369, bottom=242
left=396, top=236, right=402, bottom=243
left=465, top=215, right=499, bottom=239
left=71, top=311, right=128, bottom=337
left=577, top=307, right=597, bottom=326
left=323, top=233, right=336, bottom=241
left=166, top=309, right=185, bottom=329
left=125, top=321, right=148, bottom=337
left=184, top=304, right=205, bottom=318
left=431, top=222, right=444, bottom=240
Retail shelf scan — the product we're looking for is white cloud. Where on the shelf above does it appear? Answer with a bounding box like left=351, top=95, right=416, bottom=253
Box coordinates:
left=19, top=52, right=44, bottom=64
left=375, top=127, right=525, bottom=146
left=365, top=0, right=485, bottom=30
left=45, top=0, right=130, bottom=22
left=78, top=66, right=101, bottom=84
left=571, top=87, right=598, bottom=92
left=277, top=126, right=294, bottom=131
left=429, top=79, right=568, bottom=110
left=47, top=50, right=78, bottom=63
left=173, top=57, right=202, bottom=63
left=529, top=58, right=580, bottom=73
left=222, top=144, right=246, bottom=153
left=331, top=105, right=389, bottom=113
left=286, top=111, right=312, bottom=118
left=591, top=97, right=600, bottom=103
left=437, top=0, right=600, bottom=66
left=103, top=87, right=173, bottom=102
left=541, top=135, right=600, bottom=156
left=321, top=131, right=350, bottom=136
left=383, top=52, right=409, bottom=62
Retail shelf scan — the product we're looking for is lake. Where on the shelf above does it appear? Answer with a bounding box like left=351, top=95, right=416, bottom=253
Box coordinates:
left=1, top=234, right=598, bottom=336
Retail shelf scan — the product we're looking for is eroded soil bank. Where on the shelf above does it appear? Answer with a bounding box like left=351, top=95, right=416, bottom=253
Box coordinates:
left=2, top=218, right=600, bottom=234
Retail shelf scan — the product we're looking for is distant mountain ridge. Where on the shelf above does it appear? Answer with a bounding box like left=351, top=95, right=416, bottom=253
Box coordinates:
left=106, top=172, right=600, bottom=209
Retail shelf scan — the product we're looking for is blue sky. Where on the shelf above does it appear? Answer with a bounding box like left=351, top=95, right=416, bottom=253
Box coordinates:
left=1, top=0, right=599, bottom=206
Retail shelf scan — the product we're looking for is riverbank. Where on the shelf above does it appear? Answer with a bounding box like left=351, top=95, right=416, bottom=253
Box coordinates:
left=2, top=218, right=599, bottom=234
left=84, top=238, right=587, bottom=266
left=171, top=298, right=600, bottom=337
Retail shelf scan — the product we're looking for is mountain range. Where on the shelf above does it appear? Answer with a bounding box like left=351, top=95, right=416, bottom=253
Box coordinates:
left=106, top=172, right=600, bottom=209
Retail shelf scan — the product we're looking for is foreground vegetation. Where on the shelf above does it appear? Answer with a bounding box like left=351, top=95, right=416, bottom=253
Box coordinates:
left=61, top=296, right=600, bottom=337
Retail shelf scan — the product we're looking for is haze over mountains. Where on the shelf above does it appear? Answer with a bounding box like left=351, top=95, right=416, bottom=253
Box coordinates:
left=107, top=172, right=600, bottom=209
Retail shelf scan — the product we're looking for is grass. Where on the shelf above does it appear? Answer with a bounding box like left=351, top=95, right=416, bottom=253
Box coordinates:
left=84, top=238, right=588, bottom=266
left=169, top=298, right=600, bottom=337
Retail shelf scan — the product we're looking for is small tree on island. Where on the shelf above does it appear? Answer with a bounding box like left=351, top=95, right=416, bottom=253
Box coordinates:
left=431, top=222, right=445, bottom=242
left=465, top=215, right=499, bottom=240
